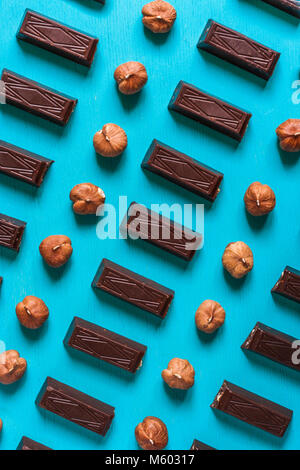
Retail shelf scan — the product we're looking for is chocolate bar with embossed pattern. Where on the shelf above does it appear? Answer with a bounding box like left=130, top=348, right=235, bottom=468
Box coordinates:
left=17, top=10, right=99, bottom=67
left=190, top=439, right=216, bottom=450
left=142, top=140, right=223, bottom=202
left=197, top=20, right=280, bottom=80
left=0, top=140, right=53, bottom=187
left=0, top=213, right=26, bottom=252
left=211, top=380, right=292, bottom=437
left=242, top=322, right=300, bottom=371
left=169, top=81, right=251, bottom=141
left=36, top=377, right=115, bottom=436
left=261, top=0, right=300, bottom=18
left=92, top=259, right=174, bottom=318
left=1, top=69, right=77, bottom=126
left=271, top=266, right=300, bottom=304
left=64, top=317, right=147, bottom=373
left=17, top=436, right=52, bottom=450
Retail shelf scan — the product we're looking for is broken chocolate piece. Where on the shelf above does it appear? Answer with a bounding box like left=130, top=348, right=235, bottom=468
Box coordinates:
left=271, top=266, right=300, bottom=304
left=17, top=436, right=52, bottom=450
left=0, top=213, right=26, bottom=251
left=190, top=439, right=216, bottom=450
left=260, top=0, right=300, bottom=18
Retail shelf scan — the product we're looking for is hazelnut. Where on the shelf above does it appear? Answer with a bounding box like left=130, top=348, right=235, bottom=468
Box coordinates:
left=244, top=182, right=276, bottom=216
left=114, top=61, right=148, bottom=95
left=39, top=235, right=73, bottom=268
left=142, top=1, right=177, bottom=33
left=162, top=358, right=195, bottom=389
left=195, top=300, right=225, bottom=334
left=135, top=416, right=168, bottom=450
left=70, top=183, right=106, bottom=214
left=276, top=119, right=300, bottom=152
left=93, top=123, right=127, bottom=157
left=0, top=419, right=2, bottom=432
left=0, top=350, right=27, bottom=385
left=16, top=295, right=49, bottom=329
left=222, top=241, right=253, bottom=279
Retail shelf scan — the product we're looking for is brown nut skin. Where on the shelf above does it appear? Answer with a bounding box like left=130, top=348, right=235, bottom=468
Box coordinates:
left=276, top=119, right=300, bottom=152
left=16, top=296, right=49, bottom=329
left=244, top=182, right=276, bottom=216
left=142, top=0, right=177, bottom=33
left=0, top=419, right=2, bottom=432
left=195, top=300, right=225, bottom=334
left=93, top=124, right=127, bottom=157
left=222, top=241, right=253, bottom=279
left=162, top=358, right=195, bottom=389
left=0, top=350, right=27, bottom=385
left=114, top=61, right=148, bottom=95
left=39, top=235, right=73, bottom=268
left=135, top=416, right=168, bottom=450
left=70, top=183, right=106, bottom=214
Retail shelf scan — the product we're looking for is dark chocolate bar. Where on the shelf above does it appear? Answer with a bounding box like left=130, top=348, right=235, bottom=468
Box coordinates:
left=122, top=202, right=202, bottom=261
left=197, top=20, right=280, bottom=80
left=168, top=81, right=251, bottom=142
left=242, top=322, right=300, bottom=371
left=141, top=140, right=223, bottom=202
left=211, top=380, right=292, bottom=437
left=271, top=266, right=300, bottom=304
left=0, top=277, right=2, bottom=286
left=1, top=69, right=77, bottom=126
left=190, top=439, right=216, bottom=450
left=36, top=377, right=115, bottom=436
left=260, top=0, right=300, bottom=18
left=0, top=213, right=26, bottom=251
left=17, top=10, right=99, bottom=67
left=64, top=316, right=147, bottom=373
left=92, top=258, right=174, bottom=318
left=0, top=140, right=53, bottom=187
left=17, top=436, right=52, bottom=450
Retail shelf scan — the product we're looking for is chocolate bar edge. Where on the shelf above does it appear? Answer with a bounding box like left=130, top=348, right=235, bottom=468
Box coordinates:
left=271, top=265, right=300, bottom=304
left=17, top=436, right=53, bottom=450
left=261, top=0, right=300, bottom=18
left=0, top=213, right=26, bottom=252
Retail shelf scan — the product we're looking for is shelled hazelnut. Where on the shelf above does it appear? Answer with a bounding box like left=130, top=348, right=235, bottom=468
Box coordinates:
left=114, top=61, right=148, bottom=95
left=222, top=241, right=253, bottom=279
left=162, top=358, right=195, bottom=389
left=195, top=300, right=226, bottom=334
left=135, top=416, right=168, bottom=450
left=70, top=183, right=106, bottom=214
left=142, top=1, right=177, bottom=33
left=276, top=119, right=300, bottom=152
left=39, top=235, right=73, bottom=268
left=0, top=350, right=27, bottom=385
left=16, top=296, right=49, bottom=329
left=244, top=182, right=276, bottom=216
left=93, top=124, right=127, bottom=157
left=0, top=419, right=2, bottom=432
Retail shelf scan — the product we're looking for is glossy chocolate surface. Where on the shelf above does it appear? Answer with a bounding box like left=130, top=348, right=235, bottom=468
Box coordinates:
left=64, top=316, right=147, bottom=373
left=0, top=213, right=26, bottom=251
left=141, top=139, right=223, bottom=202
left=168, top=81, right=251, bottom=141
left=1, top=69, right=77, bottom=126
left=198, top=20, right=280, bottom=80
left=92, top=258, right=174, bottom=318
left=211, top=380, right=292, bottom=437
left=190, top=439, right=216, bottom=450
left=36, top=377, right=115, bottom=436
left=0, top=140, right=53, bottom=186
left=17, top=436, right=52, bottom=450
left=17, top=10, right=99, bottom=67
left=271, top=266, right=300, bottom=304
left=261, top=0, right=300, bottom=18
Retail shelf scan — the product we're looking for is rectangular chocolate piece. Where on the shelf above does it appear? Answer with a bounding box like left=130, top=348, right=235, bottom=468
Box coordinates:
left=0, top=213, right=26, bottom=252
left=0, top=140, right=53, bottom=187
left=190, top=439, right=216, bottom=450
left=122, top=202, right=202, bottom=261
left=168, top=81, right=251, bottom=142
left=261, top=0, right=300, bottom=18
left=17, top=436, right=52, bottom=450
left=64, top=316, right=147, bottom=373
left=17, top=10, right=99, bottom=67
left=36, top=377, right=114, bottom=436
left=242, top=322, right=300, bottom=371
left=92, top=258, right=174, bottom=318
left=1, top=69, right=77, bottom=126
left=197, top=20, right=280, bottom=80
left=141, top=140, right=223, bottom=202
left=271, top=266, right=300, bottom=304
left=211, top=380, right=292, bottom=437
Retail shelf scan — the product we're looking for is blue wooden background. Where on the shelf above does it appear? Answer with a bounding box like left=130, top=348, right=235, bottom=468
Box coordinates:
left=0, top=0, right=299, bottom=450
